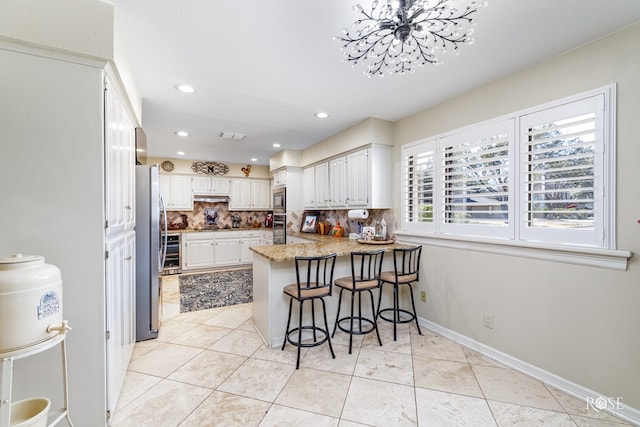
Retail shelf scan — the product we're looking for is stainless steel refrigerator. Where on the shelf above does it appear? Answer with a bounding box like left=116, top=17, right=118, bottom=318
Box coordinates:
left=135, top=164, right=167, bottom=341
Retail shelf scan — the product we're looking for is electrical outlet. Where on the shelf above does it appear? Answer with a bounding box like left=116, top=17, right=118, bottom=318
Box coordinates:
left=420, top=291, right=426, bottom=303
left=483, top=313, right=494, bottom=329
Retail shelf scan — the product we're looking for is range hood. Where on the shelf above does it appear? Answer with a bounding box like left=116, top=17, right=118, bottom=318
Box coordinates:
left=193, top=195, right=229, bottom=203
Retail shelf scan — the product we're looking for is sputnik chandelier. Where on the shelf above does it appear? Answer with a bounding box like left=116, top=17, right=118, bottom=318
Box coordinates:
left=337, top=0, right=487, bottom=77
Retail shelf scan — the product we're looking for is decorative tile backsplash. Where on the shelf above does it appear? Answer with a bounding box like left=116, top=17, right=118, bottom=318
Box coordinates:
left=164, top=202, right=397, bottom=238
left=287, top=209, right=396, bottom=239
left=164, top=202, right=271, bottom=230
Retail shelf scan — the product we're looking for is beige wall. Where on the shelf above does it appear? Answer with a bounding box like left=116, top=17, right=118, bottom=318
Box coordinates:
left=393, top=23, right=640, bottom=409
left=148, top=157, right=271, bottom=179
left=301, top=117, right=393, bottom=166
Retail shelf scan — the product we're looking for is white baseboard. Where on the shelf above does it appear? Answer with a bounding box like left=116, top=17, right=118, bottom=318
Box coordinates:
left=418, top=317, right=640, bottom=426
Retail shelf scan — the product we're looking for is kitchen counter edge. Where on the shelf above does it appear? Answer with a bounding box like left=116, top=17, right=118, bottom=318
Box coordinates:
left=250, top=232, right=412, bottom=262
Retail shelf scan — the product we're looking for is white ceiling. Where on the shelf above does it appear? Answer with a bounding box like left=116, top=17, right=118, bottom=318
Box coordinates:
left=112, top=0, right=640, bottom=166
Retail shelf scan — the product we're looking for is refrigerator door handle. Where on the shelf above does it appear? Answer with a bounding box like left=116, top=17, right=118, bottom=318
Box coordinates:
left=159, top=193, right=168, bottom=273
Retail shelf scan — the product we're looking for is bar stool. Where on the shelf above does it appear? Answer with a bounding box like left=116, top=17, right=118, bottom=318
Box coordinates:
left=282, top=253, right=337, bottom=369
left=332, top=250, right=385, bottom=354
left=377, top=246, right=423, bottom=341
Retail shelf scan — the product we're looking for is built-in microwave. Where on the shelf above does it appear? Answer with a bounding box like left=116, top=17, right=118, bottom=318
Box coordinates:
left=273, top=188, right=286, bottom=212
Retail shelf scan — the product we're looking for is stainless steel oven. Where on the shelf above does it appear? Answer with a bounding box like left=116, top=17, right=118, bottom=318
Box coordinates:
left=273, top=213, right=286, bottom=245
left=273, top=187, right=286, bottom=212
left=162, top=233, right=181, bottom=274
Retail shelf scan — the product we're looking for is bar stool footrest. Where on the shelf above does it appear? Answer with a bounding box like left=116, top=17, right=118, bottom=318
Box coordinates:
left=286, top=326, right=330, bottom=348
left=378, top=307, right=416, bottom=324
left=335, top=316, right=377, bottom=336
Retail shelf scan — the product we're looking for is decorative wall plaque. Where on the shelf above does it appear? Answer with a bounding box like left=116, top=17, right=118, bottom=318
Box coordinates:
left=191, top=161, right=229, bottom=175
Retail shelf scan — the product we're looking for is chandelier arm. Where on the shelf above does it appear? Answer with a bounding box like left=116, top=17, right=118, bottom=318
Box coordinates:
left=342, top=31, right=392, bottom=63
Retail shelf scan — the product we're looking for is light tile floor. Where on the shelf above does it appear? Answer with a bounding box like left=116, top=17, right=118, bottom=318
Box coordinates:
left=111, top=274, right=632, bottom=427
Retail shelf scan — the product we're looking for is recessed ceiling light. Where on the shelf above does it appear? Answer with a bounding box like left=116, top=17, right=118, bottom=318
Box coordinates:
left=175, top=84, right=196, bottom=94
left=250, top=158, right=258, bottom=162
left=272, top=143, right=281, bottom=148
left=314, top=112, right=329, bottom=119
left=177, top=151, right=185, bottom=156
left=174, top=130, right=189, bottom=137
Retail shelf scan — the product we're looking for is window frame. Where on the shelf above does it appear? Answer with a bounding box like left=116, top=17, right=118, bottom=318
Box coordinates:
left=400, top=84, right=618, bottom=253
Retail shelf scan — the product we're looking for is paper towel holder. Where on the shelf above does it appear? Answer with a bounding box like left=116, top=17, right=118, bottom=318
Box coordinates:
left=348, top=209, right=369, bottom=220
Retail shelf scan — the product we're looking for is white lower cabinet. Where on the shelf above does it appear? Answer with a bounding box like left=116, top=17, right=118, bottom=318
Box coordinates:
left=261, top=230, right=273, bottom=246
left=182, top=232, right=215, bottom=270
left=105, top=230, right=135, bottom=414
left=182, top=230, right=265, bottom=270
left=214, top=232, right=241, bottom=267
left=240, top=231, right=261, bottom=262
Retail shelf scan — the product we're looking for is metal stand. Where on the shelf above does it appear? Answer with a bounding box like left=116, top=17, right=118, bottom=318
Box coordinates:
left=0, top=327, right=74, bottom=427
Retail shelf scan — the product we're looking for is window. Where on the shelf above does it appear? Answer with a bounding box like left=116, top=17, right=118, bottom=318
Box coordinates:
left=440, top=121, right=514, bottom=239
left=401, top=86, right=615, bottom=249
left=519, top=96, right=605, bottom=247
left=403, top=142, right=435, bottom=232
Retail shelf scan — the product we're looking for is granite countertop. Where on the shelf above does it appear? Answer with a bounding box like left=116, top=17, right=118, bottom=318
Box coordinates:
left=250, top=232, right=412, bottom=262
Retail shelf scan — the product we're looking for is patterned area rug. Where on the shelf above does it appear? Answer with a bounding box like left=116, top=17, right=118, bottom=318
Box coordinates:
left=179, top=268, right=253, bottom=313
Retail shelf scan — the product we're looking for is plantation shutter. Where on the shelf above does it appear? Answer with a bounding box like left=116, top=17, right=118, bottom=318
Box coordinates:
left=439, top=120, right=514, bottom=238
left=519, top=95, right=604, bottom=246
left=402, top=141, right=436, bottom=232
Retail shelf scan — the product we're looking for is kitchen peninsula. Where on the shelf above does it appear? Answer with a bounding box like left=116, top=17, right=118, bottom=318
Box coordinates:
left=250, top=233, right=413, bottom=348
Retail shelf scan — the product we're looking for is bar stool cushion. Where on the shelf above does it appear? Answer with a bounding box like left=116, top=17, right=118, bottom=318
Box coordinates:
left=283, top=283, right=331, bottom=299
left=379, top=271, right=418, bottom=284
left=335, top=276, right=379, bottom=291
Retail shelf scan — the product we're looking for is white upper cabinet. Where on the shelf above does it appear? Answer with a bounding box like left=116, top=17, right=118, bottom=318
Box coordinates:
left=303, top=167, right=316, bottom=209
left=272, top=169, right=287, bottom=188
left=329, top=156, right=347, bottom=208
left=314, top=162, right=330, bottom=208
left=192, top=176, right=230, bottom=195
left=104, top=77, right=135, bottom=235
left=302, top=145, right=391, bottom=210
left=346, top=149, right=369, bottom=207
left=229, top=178, right=271, bottom=210
left=159, top=174, right=193, bottom=211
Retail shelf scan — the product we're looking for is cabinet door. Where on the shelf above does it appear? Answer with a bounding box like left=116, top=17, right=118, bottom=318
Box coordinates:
left=171, top=175, right=193, bottom=210
left=273, top=170, right=286, bottom=188
left=191, top=176, right=211, bottom=194
left=211, top=177, right=230, bottom=194
left=251, top=179, right=271, bottom=209
left=329, top=156, right=347, bottom=208
left=229, top=179, right=252, bottom=210
left=347, top=149, right=369, bottom=207
left=314, top=162, right=330, bottom=208
left=214, top=239, right=241, bottom=266
left=104, top=79, right=135, bottom=235
left=160, top=174, right=193, bottom=210
left=240, top=237, right=261, bottom=262
left=261, top=230, right=273, bottom=246
left=183, top=238, right=215, bottom=270
left=303, top=167, right=315, bottom=208
left=105, top=231, right=135, bottom=413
